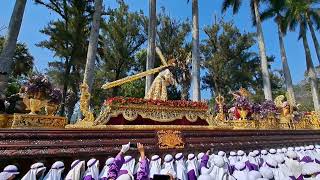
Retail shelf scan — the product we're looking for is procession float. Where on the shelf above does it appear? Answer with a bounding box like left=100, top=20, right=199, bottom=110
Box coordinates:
left=1, top=48, right=320, bottom=173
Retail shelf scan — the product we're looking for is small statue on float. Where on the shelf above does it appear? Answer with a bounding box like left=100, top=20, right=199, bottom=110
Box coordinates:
left=230, top=88, right=252, bottom=120
left=274, top=94, right=297, bottom=129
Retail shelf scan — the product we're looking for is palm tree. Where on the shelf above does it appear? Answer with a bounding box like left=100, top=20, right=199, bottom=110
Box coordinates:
left=145, top=0, right=157, bottom=95
left=305, top=1, right=320, bottom=63
left=0, top=0, right=27, bottom=95
left=260, top=0, right=296, bottom=104
left=83, top=0, right=103, bottom=92
left=285, top=0, right=320, bottom=110
left=222, top=0, right=273, bottom=100
left=188, top=0, right=201, bottom=101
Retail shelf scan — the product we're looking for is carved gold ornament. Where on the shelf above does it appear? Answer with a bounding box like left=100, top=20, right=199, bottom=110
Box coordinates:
left=11, top=114, right=66, bottom=128
left=95, top=104, right=209, bottom=125
left=157, top=130, right=184, bottom=149
left=66, top=83, right=106, bottom=129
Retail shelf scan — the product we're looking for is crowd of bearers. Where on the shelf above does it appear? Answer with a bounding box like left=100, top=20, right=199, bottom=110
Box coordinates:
left=1, top=144, right=320, bottom=180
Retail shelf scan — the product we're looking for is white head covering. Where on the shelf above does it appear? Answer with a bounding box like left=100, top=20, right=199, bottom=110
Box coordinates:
left=43, top=161, right=64, bottom=180
left=198, top=174, right=212, bottom=180
left=210, top=156, right=227, bottom=180
left=248, top=170, right=262, bottom=180
left=275, top=155, right=293, bottom=179
left=285, top=151, right=303, bottom=178
left=99, top=158, right=114, bottom=180
left=229, top=151, right=238, bottom=165
left=175, top=153, right=187, bottom=180
left=302, top=162, right=320, bottom=176
left=65, top=160, right=85, bottom=180
left=186, top=153, right=199, bottom=177
left=160, top=154, right=176, bottom=178
left=253, top=150, right=260, bottom=156
left=0, top=165, right=19, bottom=180
left=282, top=148, right=287, bottom=154
left=233, top=162, right=248, bottom=180
left=116, top=174, right=134, bottom=180
left=84, top=159, right=99, bottom=180
left=260, top=167, right=274, bottom=179
left=149, top=155, right=161, bottom=179
left=197, top=152, right=205, bottom=166
left=22, top=162, right=46, bottom=180
left=261, top=150, right=268, bottom=155
left=120, top=156, right=135, bottom=175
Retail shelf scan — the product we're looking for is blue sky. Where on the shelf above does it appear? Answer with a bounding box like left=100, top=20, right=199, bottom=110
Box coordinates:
left=1, top=0, right=319, bottom=99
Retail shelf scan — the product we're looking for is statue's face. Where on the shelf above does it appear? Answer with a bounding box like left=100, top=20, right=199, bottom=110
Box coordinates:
left=163, top=70, right=176, bottom=85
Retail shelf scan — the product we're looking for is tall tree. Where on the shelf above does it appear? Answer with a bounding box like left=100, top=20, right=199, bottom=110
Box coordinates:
left=156, top=11, right=192, bottom=100
left=222, top=0, right=273, bottom=100
left=83, top=0, right=103, bottom=92
left=260, top=0, right=296, bottom=104
left=285, top=0, right=320, bottom=110
left=145, top=0, right=157, bottom=96
left=202, top=19, right=282, bottom=102
left=190, top=0, right=201, bottom=101
left=36, top=0, right=94, bottom=118
left=305, top=0, right=320, bottom=63
left=0, top=0, right=27, bottom=96
left=91, top=0, right=147, bottom=106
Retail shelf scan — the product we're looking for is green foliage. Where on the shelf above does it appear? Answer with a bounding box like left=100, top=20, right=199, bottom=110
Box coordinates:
left=36, top=0, right=94, bottom=118
left=0, top=36, right=33, bottom=77
left=156, top=9, right=192, bottom=100
left=202, top=19, right=284, bottom=102
left=91, top=0, right=147, bottom=107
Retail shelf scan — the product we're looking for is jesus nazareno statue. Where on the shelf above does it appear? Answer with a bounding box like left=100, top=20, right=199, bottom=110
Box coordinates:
left=144, top=69, right=177, bottom=101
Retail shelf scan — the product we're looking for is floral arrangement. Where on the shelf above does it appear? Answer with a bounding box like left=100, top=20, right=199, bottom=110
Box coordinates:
left=25, top=74, right=52, bottom=99
left=48, top=88, right=62, bottom=104
left=233, top=96, right=252, bottom=111
left=258, top=100, right=278, bottom=118
left=105, top=97, right=208, bottom=110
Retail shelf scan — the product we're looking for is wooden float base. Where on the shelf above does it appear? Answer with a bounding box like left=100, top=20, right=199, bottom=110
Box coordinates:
left=1, top=127, right=320, bottom=174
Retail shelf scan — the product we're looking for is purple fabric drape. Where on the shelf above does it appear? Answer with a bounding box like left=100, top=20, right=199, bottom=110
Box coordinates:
left=187, top=169, right=197, bottom=180
left=136, top=159, right=149, bottom=180
left=107, top=154, right=125, bottom=179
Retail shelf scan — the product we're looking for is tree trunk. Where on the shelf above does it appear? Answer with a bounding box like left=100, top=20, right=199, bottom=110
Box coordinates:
left=83, top=0, right=102, bottom=92
left=145, top=0, right=156, bottom=96
left=307, top=19, right=320, bottom=64
left=0, top=0, right=27, bottom=95
left=253, top=0, right=272, bottom=100
left=302, top=31, right=320, bottom=111
left=191, top=0, right=201, bottom=102
left=277, top=20, right=296, bottom=104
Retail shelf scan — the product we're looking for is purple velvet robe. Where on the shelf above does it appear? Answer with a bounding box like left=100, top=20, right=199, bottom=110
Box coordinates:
left=83, top=175, right=94, bottom=180
left=106, top=154, right=149, bottom=180
left=289, top=175, right=303, bottom=180
left=136, top=159, right=149, bottom=180
left=107, top=154, right=125, bottom=180
left=200, top=154, right=209, bottom=170
left=187, top=169, right=197, bottom=180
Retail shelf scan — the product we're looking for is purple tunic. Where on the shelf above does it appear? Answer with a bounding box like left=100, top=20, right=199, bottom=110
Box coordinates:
left=107, top=154, right=149, bottom=180
left=289, top=174, right=303, bottom=180
left=107, top=154, right=125, bottom=179
left=300, top=156, right=313, bottom=163
left=136, top=159, right=149, bottom=180
left=187, top=169, right=197, bottom=180
left=83, top=175, right=94, bottom=180
left=200, top=154, right=209, bottom=170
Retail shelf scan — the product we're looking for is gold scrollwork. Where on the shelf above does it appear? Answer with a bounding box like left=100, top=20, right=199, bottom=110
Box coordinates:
left=157, top=130, right=184, bottom=149
left=11, top=113, right=66, bottom=128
